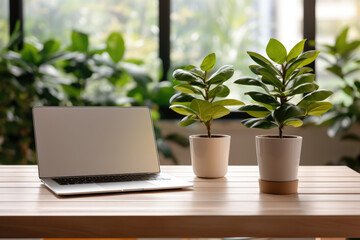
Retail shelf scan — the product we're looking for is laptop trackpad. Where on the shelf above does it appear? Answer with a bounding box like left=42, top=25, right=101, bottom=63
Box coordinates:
left=97, top=181, right=156, bottom=190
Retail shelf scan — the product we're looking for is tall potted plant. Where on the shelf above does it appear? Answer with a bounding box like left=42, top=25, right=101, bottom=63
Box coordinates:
left=170, top=53, right=244, bottom=178
left=235, top=39, right=333, bottom=194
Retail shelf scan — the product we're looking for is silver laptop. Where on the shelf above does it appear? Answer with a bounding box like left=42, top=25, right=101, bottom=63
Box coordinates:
left=33, top=106, right=192, bottom=196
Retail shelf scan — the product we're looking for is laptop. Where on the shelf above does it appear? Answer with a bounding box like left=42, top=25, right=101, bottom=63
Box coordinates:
left=33, top=106, right=192, bottom=196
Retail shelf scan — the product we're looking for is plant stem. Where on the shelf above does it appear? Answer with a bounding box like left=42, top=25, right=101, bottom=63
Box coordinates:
left=279, top=64, right=287, bottom=138
left=281, top=64, right=286, bottom=87
left=203, top=71, right=209, bottom=100
left=280, top=64, right=287, bottom=104
left=205, top=120, right=212, bottom=138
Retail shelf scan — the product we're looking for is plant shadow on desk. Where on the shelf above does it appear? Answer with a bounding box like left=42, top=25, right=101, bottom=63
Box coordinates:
left=0, top=26, right=187, bottom=165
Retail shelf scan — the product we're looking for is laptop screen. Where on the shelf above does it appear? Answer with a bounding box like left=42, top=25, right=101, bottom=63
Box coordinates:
left=33, top=107, right=160, bottom=178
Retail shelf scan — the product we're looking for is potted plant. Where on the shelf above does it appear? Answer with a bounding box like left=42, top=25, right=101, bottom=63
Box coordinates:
left=235, top=38, right=333, bottom=194
left=170, top=53, right=244, bottom=178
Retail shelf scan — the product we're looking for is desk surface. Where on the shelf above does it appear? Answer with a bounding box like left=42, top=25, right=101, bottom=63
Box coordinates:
left=0, top=165, right=360, bottom=238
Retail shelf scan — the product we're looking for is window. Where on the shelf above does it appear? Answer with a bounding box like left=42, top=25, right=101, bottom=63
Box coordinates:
left=316, top=0, right=360, bottom=104
left=24, top=0, right=158, bottom=64
left=6, top=0, right=317, bottom=117
left=0, top=0, right=9, bottom=48
left=171, top=0, right=303, bottom=101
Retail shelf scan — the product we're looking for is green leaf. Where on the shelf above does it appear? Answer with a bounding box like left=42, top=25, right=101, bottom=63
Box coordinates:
left=326, top=65, right=343, bottom=78
left=285, top=51, right=318, bottom=80
left=241, top=118, right=278, bottom=129
left=209, top=85, right=229, bottom=98
left=71, top=31, right=89, bottom=53
left=239, top=105, right=271, bottom=118
left=183, top=65, right=205, bottom=79
left=189, top=67, right=205, bottom=79
left=271, top=89, right=286, bottom=98
left=257, top=68, right=283, bottom=89
left=342, top=85, right=354, bottom=96
left=216, top=85, right=230, bottom=98
left=245, top=91, right=280, bottom=110
left=291, top=67, right=313, bottom=79
left=234, top=77, right=269, bottom=93
left=212, top=105, right=230, bottom=119
left=150, top=109, right=161, bottom=121
left=249, top=65, right=261, bottom=75
left=169, top=92, right=195, bottom=104
left=342, top=40, right=360, bottom=56
left=170, top=104, right=196, bottom=116
left=179, top=115, right=197, bottom=127
left=213, top=99, right=244, bottom=106
left=6, top=21, right=22, bottom=50
left=285, top=58, right=307, bottom=80
left=298, top=90, right=333, bottom=105
left=190, top=99, right=213, bottom=122
left=306, top=102, right=333, bottom=116
left=191, top=81, right=207, bottom=88
left=207, top=65, right=234, bottom=84
left=61, top=84, right=81, bottom=98
left=264, top=112, right=275, bottom=122
left=287, top=83, right=319, bottom=96
left=21, top=43, right=41, bottom=64
left=274, top=104, right=304, bottom=124
left=172, top=69, right=199, bottom=82
left=174, top=84, right=201, bottom=94
left=335, top=27, right=349, bottom=52
left=291, top=73, right=315, bottom=88
left=106, top=32, right=125, bottom=63
left=323, top=44, right=336, bottom=54
left=200, top=53, right=216, bottom=71
left=355, top=81, right=360, bottom=91
left=41, top=40, right=60, bottom=58
left=247, top=51, right=280, bottom=76
left=266, top=38, right=287, bottom=64
left=297, top=50, right=320, bottom=68
left=285, top=120, right=303, bottom=127
left=184, top=65, right=196, bottom=70
left=287, top=39, right=306, bottom=62
left=209, top=85, right=223, bottom=98
left=43, top=52, right=67, bottom=65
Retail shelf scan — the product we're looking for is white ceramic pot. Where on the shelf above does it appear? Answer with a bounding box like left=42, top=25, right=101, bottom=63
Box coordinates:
left=189, top=134, right=230, bottom=178
left=256, top=135, right=302, bottom=182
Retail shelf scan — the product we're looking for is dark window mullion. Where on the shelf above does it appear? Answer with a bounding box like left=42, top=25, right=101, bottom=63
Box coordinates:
left=9, top=0, right=24, bottom=49
left=303, top=0, right=316, bottom=72
left=158, top=0, right=177, bottom=119
left=159, top=0, right=171, bottom=81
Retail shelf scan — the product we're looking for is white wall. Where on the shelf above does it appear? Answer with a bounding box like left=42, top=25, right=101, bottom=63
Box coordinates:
left=158, top=120, right=359, bottom=166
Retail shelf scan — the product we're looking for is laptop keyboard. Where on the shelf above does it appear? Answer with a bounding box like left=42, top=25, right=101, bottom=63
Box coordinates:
left=53, top=173, right=171, bottom=185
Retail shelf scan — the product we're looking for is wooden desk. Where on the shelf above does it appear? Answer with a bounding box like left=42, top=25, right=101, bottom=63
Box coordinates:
left=0, top=165, right=360, bottom=238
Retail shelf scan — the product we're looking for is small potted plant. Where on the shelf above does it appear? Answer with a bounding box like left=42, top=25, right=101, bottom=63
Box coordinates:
left=170, top=53, right=244, bottom=178
left=235, top=39, right=333, bottom=194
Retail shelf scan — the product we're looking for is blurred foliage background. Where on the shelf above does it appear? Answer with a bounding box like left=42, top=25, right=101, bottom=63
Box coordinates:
left=316, top=27, right=360, bottom=171
left=0, top=28, right=188, bottom=165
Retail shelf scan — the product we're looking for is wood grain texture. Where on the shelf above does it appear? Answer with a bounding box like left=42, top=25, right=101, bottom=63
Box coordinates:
left=0, top=165, right=360, bottom=238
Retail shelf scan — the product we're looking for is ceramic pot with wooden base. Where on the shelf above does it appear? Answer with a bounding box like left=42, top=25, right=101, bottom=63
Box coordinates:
left=189, top=134, right=230, bottom=178
left=256, top=135, right=302, bottom=194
